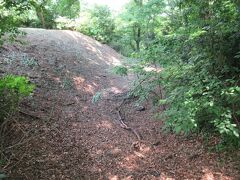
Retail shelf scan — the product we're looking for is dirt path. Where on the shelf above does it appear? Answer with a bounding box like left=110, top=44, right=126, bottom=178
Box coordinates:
left=0, top=28, right=239, bottom=179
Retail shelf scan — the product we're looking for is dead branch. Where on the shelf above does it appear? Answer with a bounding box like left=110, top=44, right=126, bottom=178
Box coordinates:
left=116, top=101, right=142, bottom=141
left=19, top=110, right=41, bottom=119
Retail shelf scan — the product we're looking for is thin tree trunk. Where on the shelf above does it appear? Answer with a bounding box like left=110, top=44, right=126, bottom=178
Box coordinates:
left=133, top=0, right=142, bottom=52
left=136, top=26, right=141, bottom=51
left=39, top=7, right=46, bottom=29
left=29, top=1, right=46, bottom=29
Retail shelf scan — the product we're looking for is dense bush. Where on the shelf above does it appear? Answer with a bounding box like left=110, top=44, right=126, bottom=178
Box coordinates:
left=0, top=0, right=29, bottom=45
left=159, top=0, right=239, bottom=144
left=113, top=0, right=240, bottom=146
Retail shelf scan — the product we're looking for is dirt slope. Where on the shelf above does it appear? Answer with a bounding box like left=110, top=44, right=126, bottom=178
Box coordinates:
left=0, top=28, right=239, bottom=180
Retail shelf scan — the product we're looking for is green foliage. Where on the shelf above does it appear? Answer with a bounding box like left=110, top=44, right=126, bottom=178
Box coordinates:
left=0, top=0, right=29, bottom=45
left=53, top=0, right=80, bottom=19
left=61, top=77, right=72, bottom=89
left=0, top=75, right=34, bottom=95
left=77, top=5, right=115, bottom=43
left=115, top=0, right=240, bottom=146
left=112, top=66, right=128, bottom=76
left=0, top=75, right=34, bottom=123
left=110, top=0, right=165, bottom=54
left=92, top=92, right=101, bottom=104
left=15, top=0, right=80, bottom=29
left=160, top=0, right=239, bottom=142
left=55, top=17, right=76, bottom=30
left=28, top=0, right=56, bottom=29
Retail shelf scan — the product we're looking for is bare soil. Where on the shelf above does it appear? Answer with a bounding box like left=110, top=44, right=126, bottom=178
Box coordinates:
left=0, top=28, right=239, bottom=180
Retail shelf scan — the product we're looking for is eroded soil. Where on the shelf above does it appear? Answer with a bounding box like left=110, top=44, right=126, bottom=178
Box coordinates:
left=0, top=28, right=239, bottom=180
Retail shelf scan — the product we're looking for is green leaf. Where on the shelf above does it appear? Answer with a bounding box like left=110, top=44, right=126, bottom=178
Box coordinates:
left=92, top=92, right=101, bottom=104
left=112, top=66, right=128, bottom=76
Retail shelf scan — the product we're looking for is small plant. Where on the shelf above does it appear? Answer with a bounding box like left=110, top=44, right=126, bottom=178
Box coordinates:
left=61, top=77, right=72, bottom=89
left=0, top=75, right=34, bottom=124
left=3, top=53, right=38, bottom=68
left=112, top=66, right=128, bottom=76
left=92, top=92, right=101, bottom=104
left=20, top=55, right=38, bottom=67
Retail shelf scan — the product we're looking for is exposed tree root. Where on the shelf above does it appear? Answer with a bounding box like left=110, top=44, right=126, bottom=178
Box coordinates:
left=117, top=109, right=142, bottom=141
left=116, top=98, right=142, bottom=141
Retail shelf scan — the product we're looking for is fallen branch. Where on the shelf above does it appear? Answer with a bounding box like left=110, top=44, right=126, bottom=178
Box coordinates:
left=116, top=101, right=142, bottom=141
left=3, top=132, right=45, bottom=151
left=19, top=110, right=41, bottom=119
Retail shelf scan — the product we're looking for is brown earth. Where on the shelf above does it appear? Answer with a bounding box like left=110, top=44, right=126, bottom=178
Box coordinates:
left=0, top=28, right=239, bottom=180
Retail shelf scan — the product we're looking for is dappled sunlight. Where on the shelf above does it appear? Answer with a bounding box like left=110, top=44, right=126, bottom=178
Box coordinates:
left=73, top=76, right=86, bottom=91
left=92, top=82, right=98, bottom=87
left=108, top=174, right=134, bottom=180
left=144, top=66, right=162, bottom=73
left=86, top=44, right=103, bottom=55
left=201, top=168, right=214, bottom=180
left=72, top=76, right=96, bottom=94
left=64, top=30, right=103, bottom=47
left=201, top=168, right=233, bottom=180
left=159, top=173, right=175, bottom=180
left=6, top=26, right=237, bottom=179
left=73, top=76, right=85, bottom=86
left=64, top=30, right=79, bottom=42
left=63, top=30, right=122, bottom=67
left=110, top=56, right=122, bottom=66
left=96, top=120, right=113, bottom=129
left=133, top=151, right=145, bottom=158
left=108, top=175, right=119, bottom=180
left=119, top=154, right=139, bottom=171
left=81, top=106, right=89, bottom=112
left=99, top=86, right=129, bottom=100
left=118, top=143, right=152, bottom=171
left=111, top=147, right=122, bottom=155
left=84, top=84, right=95, bottom=94
left=108, top=87, right=124, bottom=94
left=51, top=76, right=61, bottom=83
left=138, top=143, right=151, bottom=153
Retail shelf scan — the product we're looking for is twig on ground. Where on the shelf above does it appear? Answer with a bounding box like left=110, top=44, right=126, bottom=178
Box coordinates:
left=116, top=98, right=142, bottom=141
left=3, top=151, right=28, bottom=171
left=19, top=110, right=41, bottom=119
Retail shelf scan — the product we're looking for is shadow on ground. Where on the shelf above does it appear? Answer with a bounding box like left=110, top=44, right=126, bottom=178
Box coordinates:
left=0, top=28, right=239, bottom=180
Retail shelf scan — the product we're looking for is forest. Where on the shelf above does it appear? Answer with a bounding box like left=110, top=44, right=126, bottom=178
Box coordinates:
left=0, top=0, right=240, bottom=179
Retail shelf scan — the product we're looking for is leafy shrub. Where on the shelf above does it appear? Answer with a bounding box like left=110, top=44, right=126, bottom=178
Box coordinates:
left=112, top=66, right=128, bottom=76
left=0, top=0, right=28, bottom=46
left=116, top=0, right=240, bottom=147
left=157, top=0, right=240, bottom=146
left=0, top=75, right=34, bottom=124
left=24, top=0, right=81, bottom=29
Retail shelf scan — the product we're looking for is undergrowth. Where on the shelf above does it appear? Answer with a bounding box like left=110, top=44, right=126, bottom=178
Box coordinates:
left=0, top=75, right=34, bottom=123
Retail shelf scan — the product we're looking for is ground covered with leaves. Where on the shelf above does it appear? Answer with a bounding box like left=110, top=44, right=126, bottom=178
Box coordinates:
left=0, top=28, right=239, bottom=179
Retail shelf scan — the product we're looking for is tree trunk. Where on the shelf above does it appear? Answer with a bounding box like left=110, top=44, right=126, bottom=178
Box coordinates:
left=133, top=0, right=143, bottom=52
left=29, top=1, right=46, bottom=29
left=136, top=26, right=141, bottom=51
left=38, top=7, right=46, bottom=29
